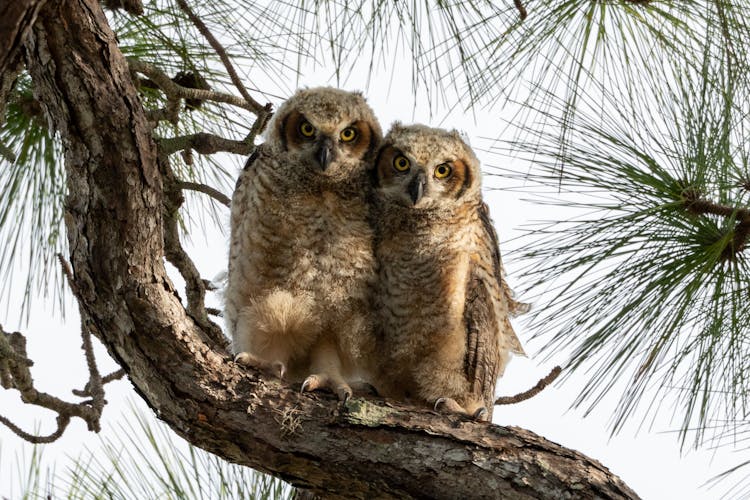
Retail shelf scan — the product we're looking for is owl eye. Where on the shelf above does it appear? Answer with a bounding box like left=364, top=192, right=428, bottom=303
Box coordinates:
left=299, top=121, right=316, bottom=138
left=434, top=163, right=452, bottom=179
left=340, top=127, right=357, bottom=142
left=393, top=155, right=410, bottom=172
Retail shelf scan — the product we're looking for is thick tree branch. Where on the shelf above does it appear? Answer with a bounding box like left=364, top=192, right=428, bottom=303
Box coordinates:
left=20, top=1, right=640, bottom=497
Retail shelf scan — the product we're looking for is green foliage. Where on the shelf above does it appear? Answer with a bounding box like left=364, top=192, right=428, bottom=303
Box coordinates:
left=493, top=6, right=750, bottom=446
left=1, top=401, right=290, bottom=499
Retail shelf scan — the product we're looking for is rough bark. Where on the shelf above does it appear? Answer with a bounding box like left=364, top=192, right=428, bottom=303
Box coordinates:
left=0, top=0, right=46, bottom=76
left=19, top=1, right=639, bottom=498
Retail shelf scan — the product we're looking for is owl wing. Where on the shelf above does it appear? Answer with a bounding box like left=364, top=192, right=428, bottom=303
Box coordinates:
left=464, top=202, right=526, bottom=410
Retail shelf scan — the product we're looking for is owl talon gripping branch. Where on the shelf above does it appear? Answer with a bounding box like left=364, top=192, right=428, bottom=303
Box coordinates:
left=301, top=374, right=353, bottom=402
left=234, top=352, right=286, bottom=380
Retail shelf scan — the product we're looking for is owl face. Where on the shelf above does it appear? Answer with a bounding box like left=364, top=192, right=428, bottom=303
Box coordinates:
left=266, top=87, right=382, bottom=180
left=374, top=123, right=481, bottom=210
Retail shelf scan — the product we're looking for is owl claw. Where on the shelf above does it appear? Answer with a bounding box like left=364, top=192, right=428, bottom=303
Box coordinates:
left=301, top=373, right=352, bottom=402
left=434, top=397, right=463, bottom=414
left=234, top=352, right=286, bottom=380
left=473, top=407, right=489, bottom=422
left=435, top=397, right=487, bottom=420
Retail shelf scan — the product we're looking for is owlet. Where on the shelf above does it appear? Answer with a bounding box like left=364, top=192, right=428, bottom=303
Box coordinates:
left=371, top=123, right=526, bottom=420
left=225, top=87, right=382, bottom=400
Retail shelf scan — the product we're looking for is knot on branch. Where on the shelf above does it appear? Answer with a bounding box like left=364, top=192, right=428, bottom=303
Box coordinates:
left=172, top=71, right=211, bottom=110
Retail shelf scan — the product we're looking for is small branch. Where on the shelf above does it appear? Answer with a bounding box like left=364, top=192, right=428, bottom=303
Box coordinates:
left=178, top=181, right=230, bottom=207
left=682, top=192, right=750, bottom=261
left=159, top=156, right=229, bottom=349
left=495, top=366, right=561, bottom=405
left=206, top=307, right=223, bottom=317
left=159, top=132, right=254, bottom=156
left=684, top=195, right=750, bottom=220
left=244, top=103, right=274, bottom=145
left=73, top=368, right=125, bottom=397
left=128, top=58, right=258, bottom=113
left=512, top=0, right=527, bottom=21
left=174, top=0, right=264, bottom=114
left=145, top=96, right=180, bottom=126
left=0, top=413, right=70, bottom=444
left=0, top=325, right=105, bottom=441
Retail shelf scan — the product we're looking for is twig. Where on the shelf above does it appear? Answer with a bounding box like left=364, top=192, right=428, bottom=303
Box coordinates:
left=207, top=307, right=223, bottom=317
left=0, top=325, right=105, bottom=441
left=178, top=181, right=231, bottom=207
left=0, top=414, right=70, bottom=444
left=244, top=103, right=274, bottom=144
left=73, top=368, right=126, bottom=397
left=175, top=0, right=265, bottom=114
left=512, top=0, right=527, bottom=21
left=495, top=366, right=562, bottom=405
left=128, top=58, right=258, bottom=113
left=159, top=132, right=254, bottom=156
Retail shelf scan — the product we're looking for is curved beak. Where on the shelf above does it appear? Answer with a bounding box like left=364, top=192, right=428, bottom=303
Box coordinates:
left=315, top=138, right=334, bottom=171
left=408, top=170, right=427, bottom=206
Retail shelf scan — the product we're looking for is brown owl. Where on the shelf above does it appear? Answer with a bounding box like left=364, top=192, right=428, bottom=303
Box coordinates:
left=225, top=87, right=382, bottom=400
left=371, top=123, right=526, bottom=420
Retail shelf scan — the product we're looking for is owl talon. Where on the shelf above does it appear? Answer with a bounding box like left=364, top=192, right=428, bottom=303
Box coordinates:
left=301, top=373, right=352, bottom=402
left=234, top=352, right=286, bottom=380
left=434, top=397, right=463, bottom=414
left=473, top=407, right=489, bottom=422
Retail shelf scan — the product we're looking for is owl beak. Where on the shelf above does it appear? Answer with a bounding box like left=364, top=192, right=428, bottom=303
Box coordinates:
left=315, top=138, right=334, bottom=171
left=408, top=170, right=427, bottom=206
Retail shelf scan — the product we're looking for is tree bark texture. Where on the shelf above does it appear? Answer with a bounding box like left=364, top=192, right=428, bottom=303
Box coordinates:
left=20, top=1, right=640, bottom=498
left=0, top=0, right=46, bottom=76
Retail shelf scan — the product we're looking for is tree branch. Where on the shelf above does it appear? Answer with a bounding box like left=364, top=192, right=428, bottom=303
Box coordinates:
left=160, top=155, right=228, bottom=348
left=177, top=180, right=230, bottom=207
left=128, top=58, right=259, bottom=113
left=174, top=0, right=265, bottom=114
left=682, top=191, right=750, bottom=261
left=495, top=366, right=561, bottom=405
left=20, top=1, right=640, bottom=497
left=158, top=132, right=254, bottom=156
left=512, top=0, right=527, bottom=21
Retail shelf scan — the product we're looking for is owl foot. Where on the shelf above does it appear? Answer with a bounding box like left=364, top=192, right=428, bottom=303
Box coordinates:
left=349, top=381, right=379, bottom=397
left=301, top=373, right=353, bottom=402
left=234, top=352, right=286, bottom=380
left=434, top=397, right=489, bottom=422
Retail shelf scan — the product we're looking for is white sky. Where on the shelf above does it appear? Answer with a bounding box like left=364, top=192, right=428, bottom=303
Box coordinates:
left=1, top=10, right=746, bottom=499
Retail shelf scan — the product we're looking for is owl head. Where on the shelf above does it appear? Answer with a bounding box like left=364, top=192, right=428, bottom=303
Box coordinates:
left=265, top=87, right=382, bottom=180
left=374, top=123, right=481, bottom=211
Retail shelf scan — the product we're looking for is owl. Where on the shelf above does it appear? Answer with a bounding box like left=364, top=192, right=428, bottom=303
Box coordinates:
left=371, top=123, right=526, bottom=420
left=225, top=87, right=382, bottom=400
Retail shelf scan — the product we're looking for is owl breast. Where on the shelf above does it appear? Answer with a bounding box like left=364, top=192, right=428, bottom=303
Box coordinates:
left=231, top=156, right=375, bottom=325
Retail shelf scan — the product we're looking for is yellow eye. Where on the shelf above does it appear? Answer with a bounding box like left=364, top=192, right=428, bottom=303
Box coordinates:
left=340, top=127, right=357, bottom=142
left=299, top=121, right=316, bottom=138
left=393, top=155, right=410, bottom=172
left=434, top=163, right=452, bottom=179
